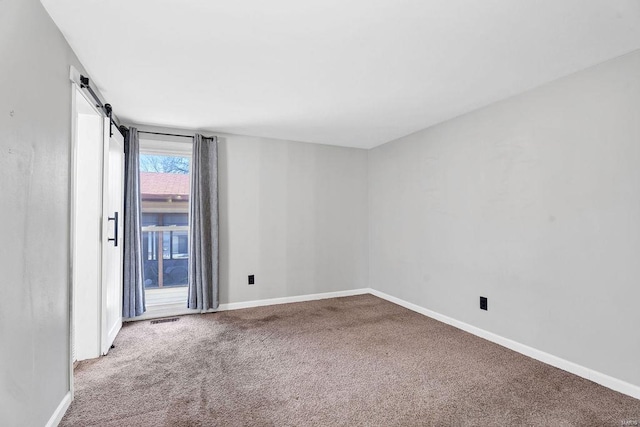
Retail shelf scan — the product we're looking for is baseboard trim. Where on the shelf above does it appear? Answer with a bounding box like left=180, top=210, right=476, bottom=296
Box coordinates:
left=368, top=288, right=640, bottom=400
left=126, top=288, right=371, bottom=322
left=45, top=391, right=71, bottom=427
left=218, top=288, right=371, bottom=311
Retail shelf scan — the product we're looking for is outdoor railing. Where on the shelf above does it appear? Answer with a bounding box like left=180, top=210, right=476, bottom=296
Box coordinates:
left=141, top=225, right=189, bottom=288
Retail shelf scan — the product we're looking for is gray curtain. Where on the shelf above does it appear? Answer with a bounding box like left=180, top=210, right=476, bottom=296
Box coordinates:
left=123, top=127, right=146, bottom=317
left=188, top=134, right=219, bottom=310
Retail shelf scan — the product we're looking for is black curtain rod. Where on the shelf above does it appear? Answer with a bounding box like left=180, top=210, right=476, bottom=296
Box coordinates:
left=137, top=130, right=215, bottom=140
left=138, top=130, right=194, bottom=138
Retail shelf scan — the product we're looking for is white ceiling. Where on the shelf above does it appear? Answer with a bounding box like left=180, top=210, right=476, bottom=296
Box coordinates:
left=42, top=0, right=640, bottom=149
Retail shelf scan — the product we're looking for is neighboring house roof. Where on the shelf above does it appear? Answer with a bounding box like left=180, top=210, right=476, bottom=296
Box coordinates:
left=140, top=172, right=189, bottom=201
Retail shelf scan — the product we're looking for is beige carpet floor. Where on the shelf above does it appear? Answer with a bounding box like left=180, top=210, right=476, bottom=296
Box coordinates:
left=61, top=294, right=640, bottom=426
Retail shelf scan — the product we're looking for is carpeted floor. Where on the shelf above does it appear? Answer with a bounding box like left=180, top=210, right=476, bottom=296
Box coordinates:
left=61, top=294, right=640, bottom=426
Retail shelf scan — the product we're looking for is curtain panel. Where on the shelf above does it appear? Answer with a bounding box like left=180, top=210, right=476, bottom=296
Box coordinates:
left=188, top=134, right=219, bottom=310
left=123, top=127, right=146, bottom=317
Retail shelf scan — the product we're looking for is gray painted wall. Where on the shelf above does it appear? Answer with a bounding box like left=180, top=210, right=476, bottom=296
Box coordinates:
left=0, top=0, right=89, bottom=425
left=218, top=133, right=369, bottom=303
left=369, top=50, right=640, bottom=387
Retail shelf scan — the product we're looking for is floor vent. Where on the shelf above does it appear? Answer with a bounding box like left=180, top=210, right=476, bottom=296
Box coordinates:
left=150, top=317, right=180, bottom=324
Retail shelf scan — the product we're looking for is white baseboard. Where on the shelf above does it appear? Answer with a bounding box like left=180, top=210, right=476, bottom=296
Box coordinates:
left=45, top=391, right=71, bottom=427
left=368, top=288, right=640, bottom=400
left=126, top=288, right=371, bottom=322
left=218, top=288, right=370, bottom=311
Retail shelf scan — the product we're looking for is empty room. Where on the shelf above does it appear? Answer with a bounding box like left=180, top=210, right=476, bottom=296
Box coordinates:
left=2, top=0, right=640, bottom=425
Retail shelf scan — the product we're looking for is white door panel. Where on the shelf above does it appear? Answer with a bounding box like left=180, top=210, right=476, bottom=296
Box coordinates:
left=101, top=119, right=124, bottom=355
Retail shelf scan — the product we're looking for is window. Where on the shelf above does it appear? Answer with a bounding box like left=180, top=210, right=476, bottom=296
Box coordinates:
left=139, top=152, right=191, bottom=289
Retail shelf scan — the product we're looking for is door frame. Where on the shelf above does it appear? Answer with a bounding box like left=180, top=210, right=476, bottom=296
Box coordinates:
left=69, top=77, right=104, bottom=397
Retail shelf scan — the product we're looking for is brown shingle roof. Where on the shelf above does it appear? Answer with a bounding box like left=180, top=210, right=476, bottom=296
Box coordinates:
left=140, top=172, right=189, bottom=201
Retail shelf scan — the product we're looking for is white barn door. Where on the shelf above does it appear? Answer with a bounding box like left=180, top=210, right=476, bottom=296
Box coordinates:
left=101, top=120, right=124, bottom=355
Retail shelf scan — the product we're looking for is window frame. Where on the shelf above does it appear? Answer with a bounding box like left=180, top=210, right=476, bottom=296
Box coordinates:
left=139, top=135, right=193, bottom=289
